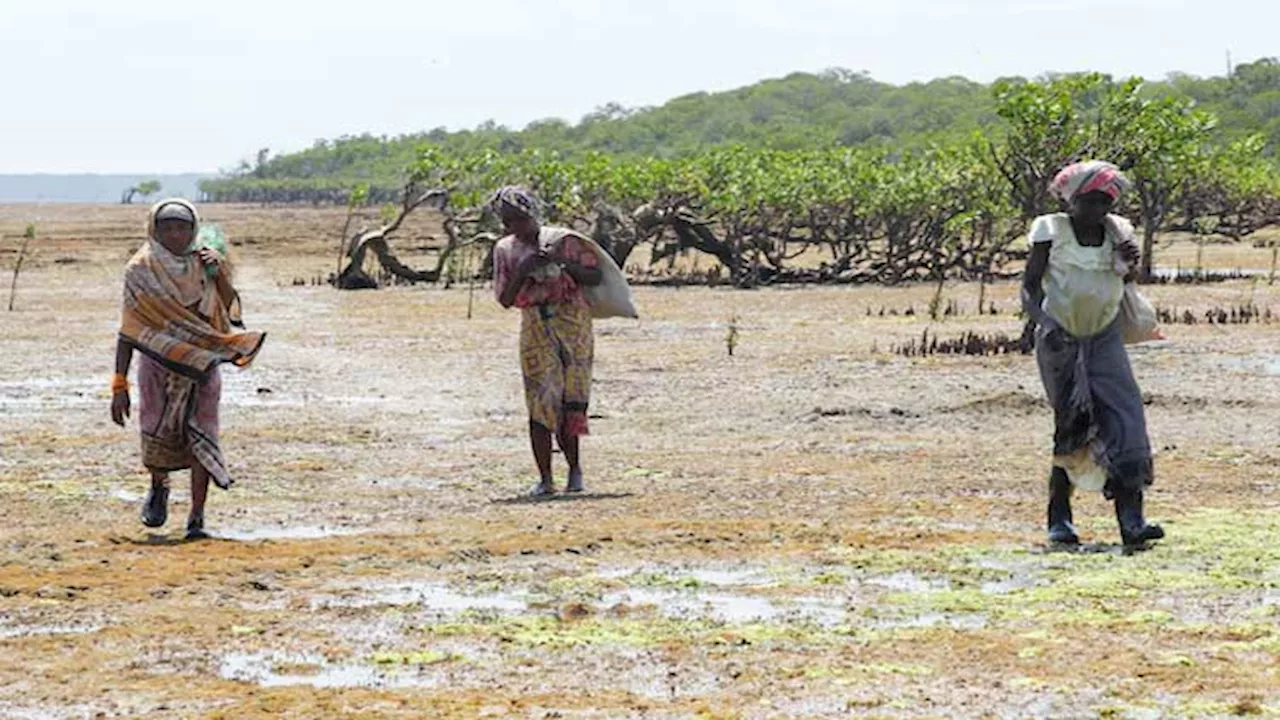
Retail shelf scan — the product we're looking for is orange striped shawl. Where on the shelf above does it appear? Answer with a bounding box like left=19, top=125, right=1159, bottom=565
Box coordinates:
left=119, top=239, right=264, bottom=381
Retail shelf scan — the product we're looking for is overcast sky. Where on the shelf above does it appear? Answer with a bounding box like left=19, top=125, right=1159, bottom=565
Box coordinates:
left=1, top=0, right=1274, bottom=173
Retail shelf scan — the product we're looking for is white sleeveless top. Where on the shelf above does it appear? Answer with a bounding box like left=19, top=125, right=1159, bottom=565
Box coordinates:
left=1028, top=213, right=1129, bottom=338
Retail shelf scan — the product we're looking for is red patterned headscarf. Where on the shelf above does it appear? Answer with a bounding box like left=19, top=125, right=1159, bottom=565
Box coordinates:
left=1049, top=161, right=1132, bottom=203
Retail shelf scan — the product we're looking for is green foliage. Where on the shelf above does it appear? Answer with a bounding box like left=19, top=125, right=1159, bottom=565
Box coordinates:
left=989, top=73, right=1222, bottom=276
left=202, top=63, right=1280, bottom=195
left=384, top=140, right=1025, bottom=283
left=349, top=182, right=370, bottom=209
left=199, top=69, right=1280, bottom=283
left=1177, top=134, right=1280, bottom=242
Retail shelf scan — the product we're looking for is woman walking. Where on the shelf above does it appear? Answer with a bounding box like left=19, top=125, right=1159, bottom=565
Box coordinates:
left=110, top=199, right=265, bottom=539
left=490, top=187, right=603, bottom=497
left=1023, top=162, right=1163, bottom=548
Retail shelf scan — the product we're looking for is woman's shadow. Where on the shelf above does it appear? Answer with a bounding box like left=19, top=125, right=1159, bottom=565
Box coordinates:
left=116, top=533, right=216, bottom=546
left=1040, top=541, right=1155, bottom=556
left=492, top=491, right=634, bottom=506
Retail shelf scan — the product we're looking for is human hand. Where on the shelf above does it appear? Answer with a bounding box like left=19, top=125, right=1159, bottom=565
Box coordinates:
left=517, top=252, right=554, bottom=274
left=1118, top=240, right=1140, bottom=265
left=195, top=247, right=223, bottom=271
left=1043, top=327, right=1069, bottom=352
left=111, top=391, right=131, bottom=427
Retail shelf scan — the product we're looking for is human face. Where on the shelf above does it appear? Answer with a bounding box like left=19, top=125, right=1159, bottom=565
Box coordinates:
left=156, top=219, right=195, bottom=255
left=1069, top=191, right=1114, bottom=227
left=500, top=208, right=538, bottom=242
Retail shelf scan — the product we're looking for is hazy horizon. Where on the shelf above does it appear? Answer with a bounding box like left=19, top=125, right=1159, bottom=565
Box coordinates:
left=0, top=174, right=208, bottom=204
left=3, top=0, right=1275, bottom=174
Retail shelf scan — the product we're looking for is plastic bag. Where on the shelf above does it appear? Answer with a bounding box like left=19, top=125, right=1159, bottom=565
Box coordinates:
left=1117, top=282, right=1160, bottom=345
left=194, top=224, right=229, bottom=278
left=581, top=239, right=639, bottom=320
left=544, top=228, right=639, bottom=320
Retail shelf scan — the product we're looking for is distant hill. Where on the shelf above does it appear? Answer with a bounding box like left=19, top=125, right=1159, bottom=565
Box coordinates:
left=214, top=60, right=1280, bottom=190
left=0, top=174, right=210, bottom=204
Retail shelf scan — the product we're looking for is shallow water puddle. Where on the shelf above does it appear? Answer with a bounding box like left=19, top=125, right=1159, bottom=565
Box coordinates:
left=306, top=565, right=1010, bottom=634
left=1220, top=354, right=1280, bottom=376
left=215, top=524, right=367, bottom=542
left=685, top=568, right=774, bottom=586
left=0, top=703, right=100, bottom=720
left=598, top=565, right=775, bottom=587
left=603, top=587, right=848, bottom=626
left=979, top=578, right=1032, bottom=595
left=219, top=651, right=441, bottom=689
left=110, top=488, right=145, bottom=504
left=865, top=571, right=950, bottom=593
left=310, top=581, right=527, bottom=614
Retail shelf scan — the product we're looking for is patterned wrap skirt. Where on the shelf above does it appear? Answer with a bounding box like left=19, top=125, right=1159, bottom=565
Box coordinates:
left=520, top=302, right=593, bottom=436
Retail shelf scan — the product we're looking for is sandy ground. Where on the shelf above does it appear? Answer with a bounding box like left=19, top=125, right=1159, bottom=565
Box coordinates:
left=1, top=204, right=1278, bottom=719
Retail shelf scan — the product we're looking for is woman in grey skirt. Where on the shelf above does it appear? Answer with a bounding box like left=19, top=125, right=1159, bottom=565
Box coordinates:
left=1022, top=161, right=1164, bottom=548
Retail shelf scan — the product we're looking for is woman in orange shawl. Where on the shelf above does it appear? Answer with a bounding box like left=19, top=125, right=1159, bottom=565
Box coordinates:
left=110, top=199, right=265, bottom=539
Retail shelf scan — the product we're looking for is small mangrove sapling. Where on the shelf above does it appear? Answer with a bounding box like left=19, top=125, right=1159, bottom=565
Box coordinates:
left=8, top=224, right=35, bottom=312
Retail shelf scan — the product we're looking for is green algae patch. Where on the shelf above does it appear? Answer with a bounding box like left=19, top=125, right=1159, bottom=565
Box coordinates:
left=863, top=509, right=1280, bottom=632
left=370, top=650, right=459, bottom=666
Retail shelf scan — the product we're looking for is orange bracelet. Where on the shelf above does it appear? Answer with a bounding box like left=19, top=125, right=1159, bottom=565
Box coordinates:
left=110, top=373, right=130, bottom=395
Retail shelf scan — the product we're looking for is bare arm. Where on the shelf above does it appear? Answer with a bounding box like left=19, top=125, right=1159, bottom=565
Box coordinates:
left=563, top=262, right=603, bottom=287
left=1020, top=242, right=1057, bottom=339
left=111, top=338, right=133, bottom=426
left=1022, top=243, right=1050, bottom=311
left=114, top=337, right=134, bottom=377
left=498, top=274, right=523, bottom=309
left=498, top=257, right=541, bottom=309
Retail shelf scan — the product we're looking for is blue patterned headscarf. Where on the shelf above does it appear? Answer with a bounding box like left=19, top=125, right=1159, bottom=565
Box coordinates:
left=489, top=186, right=540, bottom=222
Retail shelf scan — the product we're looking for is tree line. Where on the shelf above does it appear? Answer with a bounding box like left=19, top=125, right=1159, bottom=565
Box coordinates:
left=202, top=74, right=1280, bottom=287
left=205, top=59, right=1280, bottom=185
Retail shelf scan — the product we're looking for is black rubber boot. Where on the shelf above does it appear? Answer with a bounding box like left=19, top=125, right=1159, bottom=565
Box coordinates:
left=1114, top=488, right=1164, bottom=547
left=185, top=512, right=209, bottom=541
left=1047, top=467, right=1080, bottom=545
left=140, top=483, right=170, bottom=528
